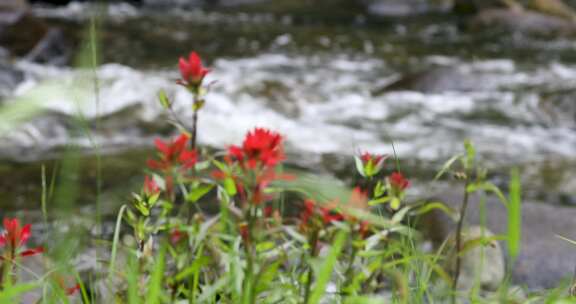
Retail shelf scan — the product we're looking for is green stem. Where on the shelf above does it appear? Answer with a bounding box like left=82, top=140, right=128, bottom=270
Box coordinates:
left=303, top=228, right=319, bottom=304
left=342, top=245, right=358, bottom=293
left=451, top=175, right=470, bottom=304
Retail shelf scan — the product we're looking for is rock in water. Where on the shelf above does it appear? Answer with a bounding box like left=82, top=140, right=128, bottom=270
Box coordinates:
left=471, top=8, right=576, bottom=35
left=0, top=62, right=23, bottom=98
left=0, top=4, right=70, bottom=64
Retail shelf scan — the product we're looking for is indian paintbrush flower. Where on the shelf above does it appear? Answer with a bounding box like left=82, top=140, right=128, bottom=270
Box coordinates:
left=229, top=128, right=284, bottom=169
left=357, top=152, right=387, bottom=178
left=389, top=172, right=410, bottom=192
left=0, top=218, right=43, bottom=261
left=147, top=134, right=197, bottom=171
left=143, top=175, right=160, bottom=196
left=178, top=51, right=210, bottom=89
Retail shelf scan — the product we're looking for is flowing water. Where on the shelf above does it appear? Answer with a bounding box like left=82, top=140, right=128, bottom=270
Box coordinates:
left=1, top=2, right=576, bottom=213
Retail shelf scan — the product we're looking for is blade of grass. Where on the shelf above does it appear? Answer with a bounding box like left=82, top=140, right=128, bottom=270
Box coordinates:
left=308, top=230, right=348, bottom=304
left=146, top=245, right=166, bottom=304
left=108, top=204, right=127, bottom=281
left=507, top=168, right=521, bottom=262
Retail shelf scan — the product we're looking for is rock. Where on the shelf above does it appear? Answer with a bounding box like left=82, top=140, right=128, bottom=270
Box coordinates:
left=444, top=226, right=505, bottom=291
left=373, top=66, right=501, bottom=94
left=528, top=0, right=576, bottom=21
left=0, top=0, right=28, bottom=10
left=470, top=8, right=576, bottom=35
left=0, top=7, right=70, bottom=64
left=0, top=62, right=24, bottom=98
left=363, top=0, right=451, bottom=17
left=421, top=189, right=576, bottom=289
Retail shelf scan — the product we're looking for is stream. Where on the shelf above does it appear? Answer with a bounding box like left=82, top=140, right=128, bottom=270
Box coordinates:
left=0, top=0, right=576, bottom=289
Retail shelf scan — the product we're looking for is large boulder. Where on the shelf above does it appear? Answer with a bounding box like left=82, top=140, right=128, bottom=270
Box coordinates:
left=421, top=189, right=576, bottom=289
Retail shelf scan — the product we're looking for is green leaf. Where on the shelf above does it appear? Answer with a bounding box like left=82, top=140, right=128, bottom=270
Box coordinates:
left=308, top=231, right=348, bottom=304
left=467, top=182, right=508, bottom=206
left=187, top=183, right=214, bottom=203
left=390, top=197, right=401, bottom=210
left=193, top=99, right=205, bottom=111
left=368, top=196, right=391, bottom=206
left=224, top=177, right=237, bottom=196
left=256, top=241, right=275, bottom=253
left=0, top=282, right=40, bottom=302
left=146, top=245, right=166, bottom=304
left=158, top=89, right=171, bottom=108
left=354, top=155, right=366, bottom=177
left=508, top=168, right=522, bottom=261
left=434, top=154, right=462, bottom=180
left=411, top=201, right=457, bottom=221
left=464, top=140, right=476, bottom=171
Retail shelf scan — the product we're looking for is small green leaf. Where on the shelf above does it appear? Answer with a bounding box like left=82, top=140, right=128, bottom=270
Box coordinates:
left=224, top=177, right=237, bottom=196
left=256, top=241, right=275, bottom=253
left=354, top=155, right=365, bottom=177
left=193, top=99, right=205, bottom=111
left=158, top=89, right=171, bottom=109
left=434, top=154, right=462, bottom=180
left=390, top=197, right=401, bottom=210
left=187, top=183, right=214, bottom=203
left=368, top=196, right=391, bottom=206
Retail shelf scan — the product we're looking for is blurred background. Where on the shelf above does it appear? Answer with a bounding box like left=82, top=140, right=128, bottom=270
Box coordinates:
left=0, top=0, right=576, bottom=288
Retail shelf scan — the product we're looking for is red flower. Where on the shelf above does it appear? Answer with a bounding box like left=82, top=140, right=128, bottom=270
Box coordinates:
left=299, top=200, right=316, bottom=228
left=229, top=128, right=284, bottom=169
left=320, top=207, right=345, bottom=225
left=360, top=152, right=384, bottom=165
left=147, top=134, right=197, bottom=171
left=170, top=229, right=185, bottom=245
left=143, top=176, right=160, bottom=196
left=66, top=284, right=81, bottom=296
left=178, top=51, right=210, bottom=88
left=390, top=172, right=410, bottom=191
left=0, top=218, right=43, bottom=260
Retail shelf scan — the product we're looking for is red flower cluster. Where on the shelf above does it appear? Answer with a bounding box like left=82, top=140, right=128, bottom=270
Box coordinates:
left=389, top=172, right=410, bottom=192
left=178, top=51, right=210, bottom=88
left=0, top=218, right=43, bottom=261
left=147, top=134, right=197, bottom=171
left=228, top=128, right=284, bottom=169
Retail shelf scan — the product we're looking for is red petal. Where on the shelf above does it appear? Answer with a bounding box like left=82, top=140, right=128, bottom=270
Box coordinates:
left=179, top=57, right=191, bottom=81
left=147, top=159, right=164, bottom=170
left=173, top=134, right=189, bottom=154
left=66, top=284, right=81, bottom=296
left=0, top=235, right=6, bottom=247
left=154, top=138, right=170, bottom=157
left=19, top=224, right=31, bottom=246
left=20, top=246, right=44, bottom=257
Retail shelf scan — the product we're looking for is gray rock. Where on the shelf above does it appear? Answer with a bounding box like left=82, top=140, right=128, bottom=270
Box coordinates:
left=444, top=226, right=505, bottom=291
left=471, top=8, right=576, bottom=35
left=364, top=0, right=451, bottom=17
left=421, top=189, right=576, bottom=289
left=0, top=62, right=23, bottom=98
left=373, top=66, right=502, bottom=94
left=0, top=8, right=70, bottom=65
